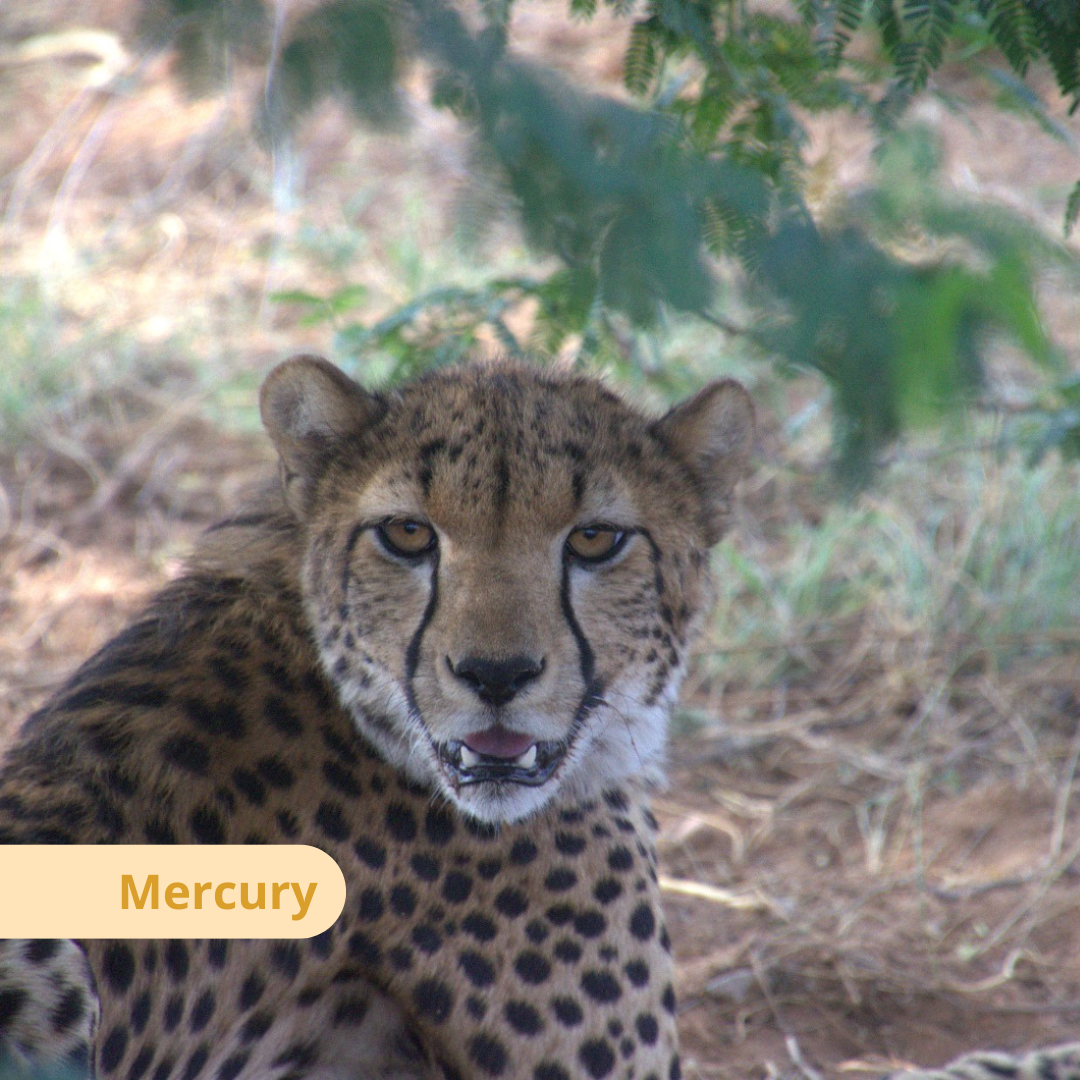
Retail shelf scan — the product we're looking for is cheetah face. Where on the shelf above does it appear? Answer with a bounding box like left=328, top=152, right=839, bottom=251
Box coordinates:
left=261, top=356, right=753, bottom=824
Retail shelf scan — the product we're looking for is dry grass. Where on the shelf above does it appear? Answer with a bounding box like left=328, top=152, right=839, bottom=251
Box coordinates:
left=3, top=3, right=1080, bottom=1078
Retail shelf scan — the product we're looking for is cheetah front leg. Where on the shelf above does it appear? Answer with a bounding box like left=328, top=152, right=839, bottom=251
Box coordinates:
left=290, top=987, right=435, bottom=1080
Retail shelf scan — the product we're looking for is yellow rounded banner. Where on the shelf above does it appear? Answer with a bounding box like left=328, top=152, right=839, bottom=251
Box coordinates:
left=0, top=846, right=346, bottom=938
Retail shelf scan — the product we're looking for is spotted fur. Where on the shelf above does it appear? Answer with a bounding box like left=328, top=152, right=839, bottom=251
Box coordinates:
left=884, top=1044, right=1080, bottom=1079
left=0, top=357, right=754, bottom=1078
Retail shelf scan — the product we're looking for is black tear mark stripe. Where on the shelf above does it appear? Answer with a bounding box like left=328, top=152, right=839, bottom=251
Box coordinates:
left=341, top=521, right=374, bottom=598
left=404, top=548, right=440, bottom=719
left=637, top=528, right=665, bottom=599
left=560, top=559, right=604, bottom=737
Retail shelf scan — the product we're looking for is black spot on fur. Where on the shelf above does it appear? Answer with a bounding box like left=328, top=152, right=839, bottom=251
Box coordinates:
left=551, top=996, right=583, bottom=1027
left=630, top=902, right=657, bottom=940
left=189, top=805, right=226, bottom=844
left=315, top=800, right=351, bottom=842
left=207, top=940, right=227, bottom=969
left=390, top=884, right=417, bottom=917
left=636, top=1013, right=659, bottom=1045
left=412, top=924, right=443, bottom=954
left=164, top=941, right=189, bottom=981
left=462, top=911, right=497, bottom=942
left=98, top=1024, right=128, bottom=1073
left=359, top=888, right=384, bottom=921
left=535, top=1066, right=570, bottom=1080
left=413, top=978, right=454, bottom=1023
left=126, top=1045, right=154, bottom=1080
left=0, top=987, right=27, bottom=1028
left=160, top=735, right=210, bottom=774
left=574, top=909, right=606, bottom=938
left=231, top=768, right=266, bottom=806
left=410, top=852, right=440, bottom=881
left=494, top=888, right=528, bottom=918
left=425, top=804, right=456, bottom=845
left=458, top=951, right=495, bottom=988
left=347, top=930, right=381, bottom=965
left=509, top=838, right=538, bottom=865
left=241, top=1011, right=273, bottom=1043
left=238, top=972, right=265, bottom=1010
left=189, top=989, right=215, bottom=1033
left=555, top=831, right=587, bottom=856
left=578, top=1039, right=616, bottom=1078
left=594, top=878, right=622, bottom=905
left=275, top=809, right=300, bottom=838
left=442, top=870, right=472, bottom=903
left=25, top=939, right=61, bottom=963
left=182, top=697, right=245, bottom=740
left=544, top=867, right=577, bottom=892
left=51, top=984, right=85, bottom=1032
left=270, top=942, right=301, bottom=980
left=389, top=945, right=413, bottom=970
left=256, top=755, right=295, bottom=788
left=468, top=1033, right=508, bottom=1076
left=505, top=999, right=544, bottom=1036
left=514, top=951, right=552, bottom=985
left=322, top=760, right=362, bottom=798
left=546, top=904, right=573, bottom=926
left=272, top=1041, right=318, bottom=1069
left=264, top=695, right=303, bottom=737
left=354, top=835, right=388, bottom=870
left=582, top=970, right=622, bottom=1004
left=329, top=994, right=369, bottom=1029
left=555, top=926, right=586, bottom=959
left=101, top=942, right=136, bottom=994
left=525, top=919, right=549, bottom=944
left=163, top=994, right=183, bottom=1032
left=476, top=858, right=502, bottom=880
left=386, top=802, right=418, bottom=842
left=217, top=1050, right=251, bottom=1080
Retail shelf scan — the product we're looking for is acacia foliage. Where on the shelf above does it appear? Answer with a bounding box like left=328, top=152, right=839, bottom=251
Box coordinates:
left=137, top=0, right=1080, bottom=475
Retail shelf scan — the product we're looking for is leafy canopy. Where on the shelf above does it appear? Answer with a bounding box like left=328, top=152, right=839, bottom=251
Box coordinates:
left=137, top=0, right=1080, bottom=476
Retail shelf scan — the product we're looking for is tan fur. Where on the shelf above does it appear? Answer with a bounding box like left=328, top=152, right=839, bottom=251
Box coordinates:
left=0, top=358, right=753, bottom=1079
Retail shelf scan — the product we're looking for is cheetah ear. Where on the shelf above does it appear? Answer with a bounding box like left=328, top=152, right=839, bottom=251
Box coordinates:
left=654, top=379, right=755, bottom=546
left=260, top=355, right=386, bottom=515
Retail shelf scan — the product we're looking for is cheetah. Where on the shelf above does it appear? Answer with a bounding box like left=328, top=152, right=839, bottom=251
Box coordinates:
left=0, top=356, right=755, bottom=1079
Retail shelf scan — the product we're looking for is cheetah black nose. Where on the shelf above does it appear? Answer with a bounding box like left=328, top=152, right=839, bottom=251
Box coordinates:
left=448, top=655, right=545, bottom=707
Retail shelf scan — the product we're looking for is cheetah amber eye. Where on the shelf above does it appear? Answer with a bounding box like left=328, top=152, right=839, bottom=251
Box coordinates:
left=378, top=520, right=436, bottom=558
left=566, top=525, right=626, bottom=563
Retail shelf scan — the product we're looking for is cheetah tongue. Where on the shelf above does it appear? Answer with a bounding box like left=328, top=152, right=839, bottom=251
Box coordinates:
left=462, top=727, right=536, bottom=761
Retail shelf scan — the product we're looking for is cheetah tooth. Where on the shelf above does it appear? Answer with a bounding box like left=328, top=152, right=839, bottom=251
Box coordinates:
left=514, top=744, right=538, bottom=770
left=459, top=745, right=482, bottom=769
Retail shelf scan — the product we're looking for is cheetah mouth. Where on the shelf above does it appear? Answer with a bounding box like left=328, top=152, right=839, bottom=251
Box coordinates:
left=438, top=738, right=564, bottom=787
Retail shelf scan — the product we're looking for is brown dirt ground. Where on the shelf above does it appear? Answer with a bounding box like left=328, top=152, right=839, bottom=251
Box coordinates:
left=3, top=3, right=1080, bottom=1077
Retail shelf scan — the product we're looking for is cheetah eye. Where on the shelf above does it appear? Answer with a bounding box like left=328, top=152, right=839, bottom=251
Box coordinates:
left=378, top=519, right=437, bottom=558
left=566, top=525, right=627, bottom=564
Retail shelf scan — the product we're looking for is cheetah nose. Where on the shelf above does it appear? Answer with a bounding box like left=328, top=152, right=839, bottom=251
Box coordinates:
left=447, top=655, right=545, bottom=707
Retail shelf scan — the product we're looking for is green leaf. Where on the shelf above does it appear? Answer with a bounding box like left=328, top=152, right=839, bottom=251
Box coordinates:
left=269, top=290, right=329, bottom=308
left=1066, top=179, right=1080, bottom=236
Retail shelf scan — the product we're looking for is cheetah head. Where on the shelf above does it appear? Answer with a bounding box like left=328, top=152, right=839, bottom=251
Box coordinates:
left=261, top=356, right=753, bottom=824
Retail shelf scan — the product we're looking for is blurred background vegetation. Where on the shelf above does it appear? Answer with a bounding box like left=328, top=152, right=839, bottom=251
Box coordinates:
left=136, top=0, right=1080, bottom=479
left=5, top=2, right=1080, bottom=1071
